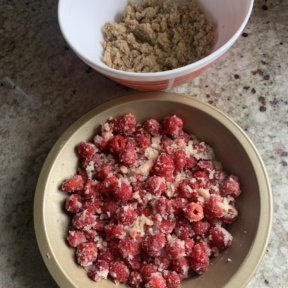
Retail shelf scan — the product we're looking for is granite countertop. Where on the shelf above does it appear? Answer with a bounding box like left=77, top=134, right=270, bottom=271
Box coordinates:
left=0, top=0, right=287, bottom=287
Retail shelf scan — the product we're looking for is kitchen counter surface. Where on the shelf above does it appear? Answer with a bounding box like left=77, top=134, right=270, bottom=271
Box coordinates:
left=0, top=0, right=287, bottom=287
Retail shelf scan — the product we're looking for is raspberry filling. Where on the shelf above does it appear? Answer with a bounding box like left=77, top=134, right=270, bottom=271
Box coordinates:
left=60, top=114, right=241, bottom=287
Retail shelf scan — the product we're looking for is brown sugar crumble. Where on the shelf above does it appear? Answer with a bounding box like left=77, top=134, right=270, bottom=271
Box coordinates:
left=101, top=0, right=215, bottom=72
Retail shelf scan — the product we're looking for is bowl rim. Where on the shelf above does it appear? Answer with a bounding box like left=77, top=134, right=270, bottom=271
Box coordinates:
left=57, top=0, right=254, bottom=79
left=34, top=92, right=272, bottom=288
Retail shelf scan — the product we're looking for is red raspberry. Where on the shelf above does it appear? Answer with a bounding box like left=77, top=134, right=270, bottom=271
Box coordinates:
left=77, top=142, right=98, bottom=160
left=119, top=147, right=137, bottom=166
left=136, top=133, right=151, bottom=150
left=176, top=179, right=198, bottom=201
left=76, top=242, right=98, bottom=267
left=146, top=176, right=166, bottom=195
left=184, top=238, right=195, bottom=254
left=82, top=198, right=101, bottom=214
left=209, top=227, right=233, bottom=250
left=220, top=175, right=241, bottom=198
left=88, top=260, right=109, bottom=282
left=140, top=263, right=158, bottom=281
left=191, top=170, right=210, bottom=189
left=155, top=196, right=173, bottom=218
left=101, top=175, right=118, bottom=194
left=92, top=218, right=106, bottom=232
left=83, top=179, right=101, bottom=199
left=105, top=224, right=125, bottom=239
left=128, top=271, right=143, bottom=288
left=98, top=250, right=115, bottom=263
left=101, top=199, right=118, bottom=218
left=174, top=219, right=192, bottom=240
left=146, top=272, right=166, bottom=288
left=114, top=113, right=136, bottom=136
left=137, top=205, right=153, bottom=217
left=113, top=182, right=133, bottom=202
left=118, top=204, right=137, bottom=225
left=154, top=256, right=171, bottom=270
left=142, top=233, right=166, bottom=257
left=61, top=175, right=85, bottom=193
left=67, top=230, right=86, bottom=247
left=153, top=153, right=174, bottom=179
left=65, top=194, right=83, bottom=213
left=109, top=135, right=127, bottom=154
left=107, top=239, right=122, bottom=258
left=164, top=271, right=181, bottom=288
left=172, top=198, right=188, bottom=216
left=185, top=156, right=197, bottom=169
left=197, top=160, right=214, bottom=171
left=184, top=203, right=204, bottom=222
left=191, top=220, right=210, bottom=236
left=163, top=115, right=183, bottom=138
left=84, top=229, right=98, bottom=241
left=162, top=138, right=174, bottom=154
left=179, top=131, right=191, bottom=143
left=173, top=150, right=187, bottom=171
left=126, top=255, right=142, bottom=271
left=95, top=162, right=113, bottom=180
left=158, top=219, right=176, bottom=234
left=166, top=238, right=186, bottom=258
left=188, top=243, right=209, bottom=275
left=143, top=119, right=161, bottom=136
left=203, top=196, right=225, bottom=219
left=109, top=260, right=130, bottom=283
left=119, top=237, right=141, bottom=260
left=93, top=135, right=110, bottom=151
left=172, top=257, right=189, bottom=279
left=212, top=170, right=227, bottom=183
left=72, top=210, right=95, bottom=230
left=222, top=205, right=238, bottom=224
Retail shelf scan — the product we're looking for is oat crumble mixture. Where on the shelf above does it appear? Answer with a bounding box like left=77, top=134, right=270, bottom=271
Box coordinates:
left=102, top=0, right=215, bottom=72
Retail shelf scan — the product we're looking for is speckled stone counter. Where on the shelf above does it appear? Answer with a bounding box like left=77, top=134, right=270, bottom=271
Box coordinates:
left=0, top=0, right=287, bottom=287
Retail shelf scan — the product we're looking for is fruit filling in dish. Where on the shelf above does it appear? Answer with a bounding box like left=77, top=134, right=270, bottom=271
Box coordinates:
left=61, top=114, right=241, bottom=287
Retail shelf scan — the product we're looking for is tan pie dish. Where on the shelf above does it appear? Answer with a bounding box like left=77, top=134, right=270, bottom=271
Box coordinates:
left=34, top=92, right=272, bottom=288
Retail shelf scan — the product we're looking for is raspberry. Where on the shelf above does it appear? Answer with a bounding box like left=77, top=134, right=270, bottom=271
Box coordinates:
left=77, top=142, right=98, bottom=160
left=155, top=196, right=173, bottom=218
left=67, top=230, right=86, bottom=247
left=65, top=194, right=83, bottom=213
left=118, top=204, right=137, bottom=225
left=94, top=135, right=110, bottom=151
left=191, top=220, right=210, bottom=236
left=209, top=227, right=233, bottom=250
left=163, top=115, right=183, bottom=138
left=88, top=260, right=109, bottom=282
left=72, top=210, right=96, bottom=230
left=172, top=257, right=189, bottom=279
left=114, top=113, right=136, bottom=136
left=173, top=150, right=187, bottom=171
left=220, top=175, right=241, bottom=198
left=191, top=170, right=210, bottom=189
left=76, top=242, right=98, bottom=267
left=109, top=260, right=130, bottom=283
left=197, top=160, right=214, bottom=171
left=162, top=138, right=174, bottom=154
left=184, top=203, right=204, bottom=222
left=143, top=119, right=161, bottom=136
left=222, top=205, right=238, bottom=224
left=92, top=218, right=105, bottom=232
left=113, top=182, right=133, bottom=202
left=119, top=237, right=141, bottom=260
left=109, top=135, right=127, bottom=154
left=153, top=153, right=174, bottom=179
left=126, top=255, right=142, bottom=271
left=129, top=271, right=143, bottom=288
left=166, top=238, right=186, bottom=258
left=164, top=271, right=181, bottom=288
left=203, top=196, right=225, bottom=219
left=82, top=198, right=101, bottom=214
left=142, top=233, right=166, bottom=257
left=108, top=239, right=122, bottom=258
left=145, top=272, right=166, bottom=288
left=98, top=250, right=115, bottom=263
left=119, top=147, right=137, bottom=166
left=172, top=198, right=188, bottom=216
left=154, top=256, right=171, bottom=270
left=101, top=176, right=118, bottom=194
left=174, top=219, right=192, bottom=240
left=83, top=179, right=101, bottom=199
left=136, top=133, right=151, bottom=150
left=176, top=179, right=198, bottom=201
left=95, top=162, right=113, bottom=180
left=84, top=229, right=98, bottom=241
left=158, top=219, right=176, bottom=234
left=61, top=175, right=85, bottom=193
left=140, top=263, right=158, bottom=281
left=105, top=224, right=125, bottom=239
left=185, top=156, right=197, bottom=169
left=188, top=243, right=209, bottom=275
left=184, top=238, right=195, bottom=254
left=146, top=176, right=166, bottom=195
left=101, top=199, right=118, bottom=218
